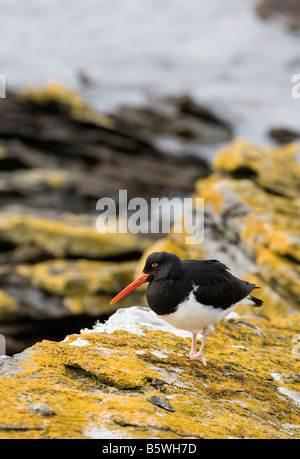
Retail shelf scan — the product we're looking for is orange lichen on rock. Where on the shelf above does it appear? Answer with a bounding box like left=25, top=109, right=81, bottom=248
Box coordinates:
left=0, top=307, right=299, bottom=439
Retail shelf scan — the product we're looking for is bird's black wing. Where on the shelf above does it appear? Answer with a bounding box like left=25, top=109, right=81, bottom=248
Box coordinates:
left=182, top=259, right=256, bottom=310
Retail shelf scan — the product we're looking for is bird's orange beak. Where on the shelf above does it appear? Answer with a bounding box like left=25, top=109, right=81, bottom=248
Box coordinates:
left=110, top=273, right=149, bottom=305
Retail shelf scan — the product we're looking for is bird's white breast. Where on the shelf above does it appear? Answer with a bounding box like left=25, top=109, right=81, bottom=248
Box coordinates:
left=158, top=290, right=244, bottom=334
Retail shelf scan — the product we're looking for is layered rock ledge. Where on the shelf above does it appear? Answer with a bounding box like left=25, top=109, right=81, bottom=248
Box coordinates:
left=145, top=139, right=300, bottom=319
left=0, top=306, right=299, bottom=439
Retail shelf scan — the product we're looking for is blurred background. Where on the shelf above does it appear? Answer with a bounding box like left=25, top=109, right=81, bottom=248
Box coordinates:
left=0, top=0, right=299, bottom=354
left=1, top=0, right=300, bottom=147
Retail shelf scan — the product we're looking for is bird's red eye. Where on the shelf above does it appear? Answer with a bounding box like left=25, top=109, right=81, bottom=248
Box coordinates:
left=152, top=263, right=158, bottom=267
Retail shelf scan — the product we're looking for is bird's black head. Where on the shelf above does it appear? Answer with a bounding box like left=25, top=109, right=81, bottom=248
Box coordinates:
left=142, top=251, right=183, bottom=282
left=110, top=251, right=183, bottom=305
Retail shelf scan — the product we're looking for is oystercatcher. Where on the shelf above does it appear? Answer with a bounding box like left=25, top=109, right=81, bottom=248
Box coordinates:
left=110, top=251, right=263, bottom=366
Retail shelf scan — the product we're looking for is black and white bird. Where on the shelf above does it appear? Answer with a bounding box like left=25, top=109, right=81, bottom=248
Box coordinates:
left=110, top=251, right=263, bottom=366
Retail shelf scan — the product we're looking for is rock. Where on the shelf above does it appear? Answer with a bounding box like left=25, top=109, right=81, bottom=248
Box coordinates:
left=0, top=210, right=149, bottom=260
left=148, top=396, right=175, bottom=412
left=0, top=167, right=79, bottom=212
left=256, top=0, right=300, bottom=29
left=212, top=139, right=300, bottom=198
left=142, top=139, right=300, bottom=319
left=117, top=93, right=232, bottom=149
left=0, top=207, right=149, bottom=321
left=269, top=127, right=300, bottom=144
left=0, top=241, right=147, bottom=353
left=28, top=403, right=56, bottom=417
left=0, top=83, right=211, bottom=208
left=1, top=133, right=300, bottom=438
left=0, top=82, right=212, bottom=353
left=16, top=259, right=140, bottom=298
left=0, top=207, right=150, bottom=352
left=167, top=94, right=232, bottom=131
left=0, top=306, right=299, bottom=439
left=0, top=259, right=145, bottom=319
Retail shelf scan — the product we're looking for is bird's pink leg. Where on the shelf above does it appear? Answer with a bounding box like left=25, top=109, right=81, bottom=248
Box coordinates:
left=186, top=327, right=209, bottom=366
left=186, top=332, right=198, bottom=358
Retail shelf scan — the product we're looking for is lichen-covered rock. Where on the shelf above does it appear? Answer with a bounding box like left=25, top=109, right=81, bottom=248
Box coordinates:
left=0, top=209, right=150, bottom=332
left=0, top=145, right=6, bottom=160
left=18, top=80, right=116, bottom=130
left=212, top=139, right=300, bottom=198
left=17, top=259, right=138, bottom=297
left=15, top=259, right=145, bottom=316
left=143, top=140, right=300, bottom=318
left=0, top=138, right=299, bottom=438
left=0, top=86, right=210, bottom=207
left=0, top=306, right=299, bottom=439
left=0, top=168, right=73, bottom=193
left=0, top=259, right=145, bottom=320
left=0, top=290, right=21, bottom=320
left=0, top=211, right=149, bottom=259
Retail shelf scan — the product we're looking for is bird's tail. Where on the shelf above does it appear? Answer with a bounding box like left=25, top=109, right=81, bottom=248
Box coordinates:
left=249, top=295, right=263, bottom=307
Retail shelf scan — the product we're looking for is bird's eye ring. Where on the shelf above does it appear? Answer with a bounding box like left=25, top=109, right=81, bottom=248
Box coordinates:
left=152, top=263, right=158, bottom=268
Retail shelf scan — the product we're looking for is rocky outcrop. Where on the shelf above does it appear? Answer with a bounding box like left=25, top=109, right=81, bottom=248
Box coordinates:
left=1, top=81, right=299, bottom=439
left=117, top=93, right=232, bottom=147
left=0, top=138, right=299, bottom=438
left=146, top=139, right=300, bottom=319
left=0, top=82, right=216, bottom=352
left=0, top=210, right=149, bottom=260
left=256, top=0, right=300, bottom=29
left=0, top=306, right=299, bottom=439
left=0, top=209, right=149, bottom=352
left=0, top=82, right=211, bottom=210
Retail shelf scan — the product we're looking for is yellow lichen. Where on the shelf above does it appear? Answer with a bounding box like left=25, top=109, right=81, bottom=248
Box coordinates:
left=0, top=290, right=21, bottom=318
left=0, top=145, right=6, bottom=160
left=18, top=81, right=115, bottom=130
left=195, top=173, right=225, bottom=215
left=17, top=259, right=136, bottom=296
left=0, top=312, right=299, bottom=439
left=213, top=139, right=300, bottom=198
left=16, top=259, right=146, bottom=315
left=0, top=212, right=150, bottom=258
left=143, top=139, right=300, bottom=319
left=256, top=249, right=300, bottom=299
left=19, top=169, right=72, bottom=189
left=1, top=138, right=299, bottom=438
left=213, top=138, right=267, bottom=173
